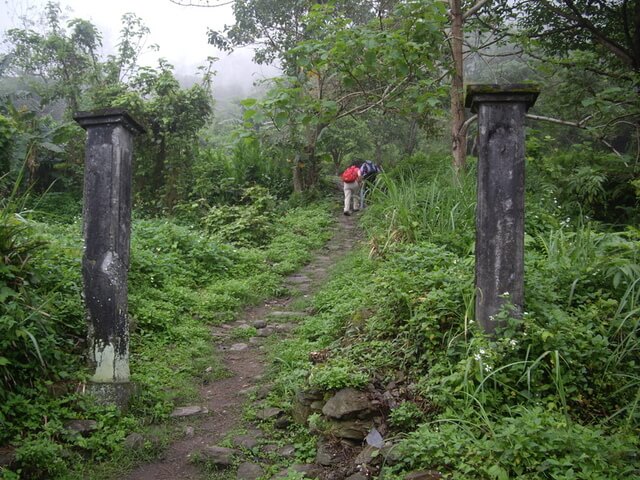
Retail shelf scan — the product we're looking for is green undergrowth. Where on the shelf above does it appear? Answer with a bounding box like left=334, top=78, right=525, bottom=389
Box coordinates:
left=0, top=193, right=332, bottom=479
left=266, top=153, right=640, bottom=479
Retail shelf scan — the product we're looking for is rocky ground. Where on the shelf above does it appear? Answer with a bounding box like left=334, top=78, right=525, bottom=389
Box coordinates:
left=124, top=212, right=370, bottom=480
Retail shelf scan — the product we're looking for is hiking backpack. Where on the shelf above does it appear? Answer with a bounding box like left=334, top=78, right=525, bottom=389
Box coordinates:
left=360, top=160, right=380, bottom=180
left=341, top=165, right=360, bottom=183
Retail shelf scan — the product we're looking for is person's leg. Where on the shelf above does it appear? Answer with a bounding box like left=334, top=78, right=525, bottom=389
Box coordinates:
left=353, top=183, right=361, bottom=211
left=359, top=182, right=367, bottom=209
left=343, top=182, right=352, bottom=214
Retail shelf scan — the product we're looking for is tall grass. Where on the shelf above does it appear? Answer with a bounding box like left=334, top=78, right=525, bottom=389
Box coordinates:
left=361, top=155, right=476, bottom=254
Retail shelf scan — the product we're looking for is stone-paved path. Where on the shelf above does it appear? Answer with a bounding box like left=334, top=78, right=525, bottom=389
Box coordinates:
left=124, top=212, right=361, bottom=480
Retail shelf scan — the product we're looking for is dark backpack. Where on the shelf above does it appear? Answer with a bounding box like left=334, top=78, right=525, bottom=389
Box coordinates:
left=341, top=165, right=360, bottom=183
left=360, top=160, right=379, bottom=180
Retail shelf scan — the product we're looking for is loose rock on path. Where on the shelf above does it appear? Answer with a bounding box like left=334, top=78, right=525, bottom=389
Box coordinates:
left=124, top=211, right=360, bottom=480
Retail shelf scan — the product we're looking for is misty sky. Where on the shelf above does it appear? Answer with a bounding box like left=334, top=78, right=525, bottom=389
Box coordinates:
left=0, top=0, right=279, bottom=97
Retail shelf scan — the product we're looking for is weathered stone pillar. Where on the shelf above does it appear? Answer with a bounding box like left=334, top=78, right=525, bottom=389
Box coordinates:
left=74, top=109, right=144, bottom=406
left=465, top=85, right=539, bottom=334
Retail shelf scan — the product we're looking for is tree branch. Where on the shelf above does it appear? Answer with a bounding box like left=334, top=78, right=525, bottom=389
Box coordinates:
left=463, top=0, right=492, bottom=20
left=335, top=77, right=409, bottom=120
left=460, top=114, right=477, bottom=135
left=526, top=113, right=592, bottom=128
left=526, top=113, right=624, bottom=157
left=524, top=48, right=634, bottom=81
left=466, top=112, right=624, bottom=158
left=539, top=0, right=635, bottom=67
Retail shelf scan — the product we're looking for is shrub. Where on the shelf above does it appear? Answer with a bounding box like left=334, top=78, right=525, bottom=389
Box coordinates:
left=394, top=407, right=639, bottom=479
left=388, top=401, right=425, bottom=431
left=308, top=358, right=369, bottom=390
left=203, top=186, right=278, bottom=247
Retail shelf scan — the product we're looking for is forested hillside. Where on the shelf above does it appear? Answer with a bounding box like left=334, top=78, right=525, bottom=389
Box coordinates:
left=1, top=1, right=639, bottom=479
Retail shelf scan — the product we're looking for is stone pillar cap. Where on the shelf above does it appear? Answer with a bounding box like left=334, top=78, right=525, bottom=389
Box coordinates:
left=74, top=108, right=145, bottom=135
left=465, top=84, right=540, bottom=113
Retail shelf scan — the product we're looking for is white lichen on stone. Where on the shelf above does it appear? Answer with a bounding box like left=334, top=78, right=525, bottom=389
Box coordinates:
left=92, top=340, right=130, bottom=383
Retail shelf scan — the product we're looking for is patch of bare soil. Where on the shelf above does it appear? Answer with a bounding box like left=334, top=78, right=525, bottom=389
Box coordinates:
left=124, top=212, right=361, bottom=480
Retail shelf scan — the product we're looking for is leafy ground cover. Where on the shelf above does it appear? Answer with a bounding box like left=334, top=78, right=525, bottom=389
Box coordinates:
left=266, top=153, right=640, bottom=479
left=0, top=190, right=332, bottom=479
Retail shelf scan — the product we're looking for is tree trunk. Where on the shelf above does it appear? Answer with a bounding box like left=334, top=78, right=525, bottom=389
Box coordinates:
left=331, top=150, right=342, bottom=175
left=293, top=153, right=303, bottom=193
left=303, top=143, right=317, bottom=189
left=298, top=122, right=327, bottom=191
left=450, top=0, right=467, bottom=171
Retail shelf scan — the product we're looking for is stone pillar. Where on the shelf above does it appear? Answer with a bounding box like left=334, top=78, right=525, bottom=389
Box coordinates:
left=74, top=109, right=144, bottom=406
left=465, top=85, right=539, bottom=334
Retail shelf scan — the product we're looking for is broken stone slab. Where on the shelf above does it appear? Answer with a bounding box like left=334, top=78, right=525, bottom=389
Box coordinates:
left=326, top=418, right=374, bottom=440
left=278, top=445, right=296, bottom=458
left=315, top=441, right=340, bottom=466
left=197, top=445, right=238, bottom=466
left=123, top=432, right=145, bottom=450
left=170, top=405, right=209, bottom=418
left=286, top=275, right=312, bottom=284
left=322, top=388, right=373, bottom=420
left=253, top=319, right=267, bottom=329
left=232, top=434, right=259, bottom=450
left=237, top=461, right=264, bottom=480
left=247, top=426, right=264, bottom=438
left=262, top=444, right=279, bottom=454
left=63, top=419, right=98, bottom=436
left=292, top=401, right=313, bottom=425
left=238, top=386, right=258, bottom=396
left=274, top=416, right=292, bottom=429
left=255, top=407, right=284, bottom=421
left=274, top=323, right=296, bottom=333
left=292, top=389, right=325, bottom=425
left=255, top=384, right=272, bottom=399
left=229, top=343, right=249, bottom=351
left=297, top=389, right=325, bottom=404
left=257, top=327, right=275, bottom=337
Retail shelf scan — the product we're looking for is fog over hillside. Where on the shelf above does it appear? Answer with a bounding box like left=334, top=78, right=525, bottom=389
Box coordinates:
left=175, top=48, right=279, bottom=103
left=0, top=0, right=280, bottom=110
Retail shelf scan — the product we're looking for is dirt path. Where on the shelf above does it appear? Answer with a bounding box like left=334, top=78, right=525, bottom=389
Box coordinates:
left=125, top=212, right=361, bottom=480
